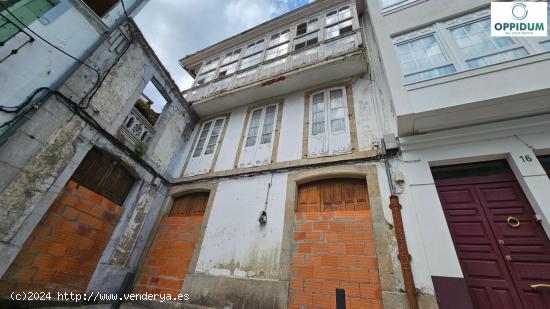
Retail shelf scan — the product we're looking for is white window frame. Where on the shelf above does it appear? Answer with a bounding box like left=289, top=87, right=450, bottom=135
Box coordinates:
left=441, top=13, right=528, bottom=70
left=394, top=7, right=550, bottom=84
left=307, top=86, right=352, bottom=157
left=294, top=18, right=320, bottom=51
left=195, top=58, right=220, bottom=85
left=185, top=116, right=226, bottom=176
left=238, top=104, right=280, bottom=168
left=324, top=6, right=354, bottom=40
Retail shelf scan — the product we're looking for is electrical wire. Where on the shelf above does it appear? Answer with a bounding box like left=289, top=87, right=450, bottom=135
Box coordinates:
left=0, top=1, right=100, bottom=84
left=81, top=0, right=134, bottom=109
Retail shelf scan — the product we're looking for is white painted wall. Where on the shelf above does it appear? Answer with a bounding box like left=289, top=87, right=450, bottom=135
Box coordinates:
left=0, top=4, right=100, bottom=126
left=214, top=107, right=246, bottom=172
left=276, top=91, right=304, bottom=162
left=195, top=173, right=287, bottom=279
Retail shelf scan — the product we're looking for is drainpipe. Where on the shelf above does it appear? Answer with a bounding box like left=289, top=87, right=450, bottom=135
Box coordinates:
left=381, top=138, right=418, bottom=308
left=389, top=195, right=418, bottom=309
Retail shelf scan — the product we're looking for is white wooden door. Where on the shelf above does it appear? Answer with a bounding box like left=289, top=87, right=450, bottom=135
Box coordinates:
left=239, top=105, right=278, bottom=167
left=255, top=105, right=277, bottom=165
left=185, top=117, right=225, bottom=176
left=327, top=88, right=351, bottom=154
left=308, top=92, right=329, bottom=157
left=239, top=109, right=262, bottom=167
left=308, top=88, right=350, bottom=157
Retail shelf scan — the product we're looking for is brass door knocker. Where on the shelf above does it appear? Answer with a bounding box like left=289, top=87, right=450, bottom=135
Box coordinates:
left=507, top=216, right=520, bottom=228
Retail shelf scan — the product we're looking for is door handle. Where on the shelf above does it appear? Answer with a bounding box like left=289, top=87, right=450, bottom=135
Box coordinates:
left=506, top=216, right=520, bottom=228
left=530, top=284, right=550, bottom=290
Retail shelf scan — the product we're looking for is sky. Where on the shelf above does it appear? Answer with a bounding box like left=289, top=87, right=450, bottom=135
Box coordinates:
left=135, top=0, right=313, bottom=113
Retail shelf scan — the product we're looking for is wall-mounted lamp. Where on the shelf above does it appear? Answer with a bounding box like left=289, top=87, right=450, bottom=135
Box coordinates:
left=258, top=210, right=267, bottom=225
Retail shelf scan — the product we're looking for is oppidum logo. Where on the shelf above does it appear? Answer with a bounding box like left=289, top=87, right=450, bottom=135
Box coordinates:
left=491, top=1, right=548, bottom=37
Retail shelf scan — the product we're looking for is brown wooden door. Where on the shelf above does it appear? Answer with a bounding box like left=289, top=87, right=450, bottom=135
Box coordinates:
left=170, top=192, right=209, bottom=216
left=436, top=172, right=550, bottom=309
left=297, top=178, right=368, bottom=212
left=71, top=148, right=134, bottom=205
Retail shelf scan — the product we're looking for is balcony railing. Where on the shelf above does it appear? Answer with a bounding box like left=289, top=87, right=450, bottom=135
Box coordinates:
left=120, top=107, right=156, bottom=146
left=183, top=31, right=362, bottom=103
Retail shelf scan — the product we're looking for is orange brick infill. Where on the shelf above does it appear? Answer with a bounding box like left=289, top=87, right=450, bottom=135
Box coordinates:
left=134, top=215, right=203, bottom=297
left=289, top=210, right=382, bottom=309
left=0, top=181, right=123, bottom=295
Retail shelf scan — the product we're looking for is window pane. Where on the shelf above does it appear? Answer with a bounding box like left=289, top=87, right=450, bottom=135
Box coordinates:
left=244, top=40, right=265, bottom=56
left=451, top=19, right=515, bottom=60
left=396, top=34, right=450, bottom=81
left=205, top=119, right=224, bottom=154
left=330, top=89, right=346, bottom=132
left=465, top=47, right=528, bottom=69
left=326, top=11, right=338, bottom=25
left=265, top=43, right=289, bottom=60
left=404, top=64, right=456, bottom=83
left=312, top=93, right=325, bottom=135
left=240, top=53, right=262, bottom=70
left=193, top=122, right=212, bottom=157
left=260, top=106, right=276, bottom=144
left=245, top=110, right=262, bottom=147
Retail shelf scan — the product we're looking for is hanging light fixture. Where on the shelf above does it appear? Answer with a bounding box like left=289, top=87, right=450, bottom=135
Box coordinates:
left=259, top=174, right=273, bottom=225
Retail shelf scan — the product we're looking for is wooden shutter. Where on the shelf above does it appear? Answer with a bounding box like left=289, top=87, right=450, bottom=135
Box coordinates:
left=170, top=192, right=209, bottom=216
left=71, top=148, right=135, bottom=206
left=297, top=178, right=368, bottom=212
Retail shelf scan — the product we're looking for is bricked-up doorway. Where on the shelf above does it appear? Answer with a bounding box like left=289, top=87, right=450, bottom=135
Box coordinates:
left=134, top=192, right=209, bottom=296
left=0, top=148, right=133, bottom=295
left=289, top=178, right=383, bottom=309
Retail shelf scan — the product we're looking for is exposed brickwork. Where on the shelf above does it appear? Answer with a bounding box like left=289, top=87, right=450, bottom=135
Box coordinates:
left=134, top=215, right=203, bottom=297
left=289, top=210, right=383, bottom=309
left=0, top=181, right=123, bottom=295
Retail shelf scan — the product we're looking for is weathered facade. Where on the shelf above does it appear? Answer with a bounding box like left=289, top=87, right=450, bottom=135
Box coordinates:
left=3, top=0, right=550, bottom=309
left=0, top=0, right=197, bottom=304
left=131, top=0, right=411, bottom=308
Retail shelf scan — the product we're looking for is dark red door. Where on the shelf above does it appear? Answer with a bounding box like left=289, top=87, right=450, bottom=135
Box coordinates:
left=436, top=172, right=550, bottom=309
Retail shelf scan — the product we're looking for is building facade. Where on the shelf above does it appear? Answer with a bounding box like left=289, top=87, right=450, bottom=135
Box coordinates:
left=0, top=0, right=197, bottom=303
left=132, top=0, right=416, bottom=308
left=2, top=0, right=549, bottom=308
left=364, top=0, right=550, bottom=308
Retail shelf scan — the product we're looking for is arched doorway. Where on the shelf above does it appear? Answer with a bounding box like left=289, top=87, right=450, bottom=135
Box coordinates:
left=134, top=192, right=210, bottom=296
left=289, top=178, right=383, bottom=309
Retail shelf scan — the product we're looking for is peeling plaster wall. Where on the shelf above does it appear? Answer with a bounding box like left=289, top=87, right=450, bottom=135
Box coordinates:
left=0, top=19, right=192, bottom=292
left=195, top=173, right=287, bottom=279
left=0, top=4, right=100, bottom=126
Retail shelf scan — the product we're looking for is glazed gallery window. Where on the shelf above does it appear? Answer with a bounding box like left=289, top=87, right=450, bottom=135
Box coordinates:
left=325, top=6, right=353, bottom=39
left=450, top=19, right=527, bottom=69
left=196, top=58, right=219, bottom=85
left=395, top=35, right=456, bottom=84
left=308, top=87, right=351, bottom=157
left=394, top=8, right=550, bottom=84
left=185, top=117, right=226, bottom=176
left=295, top=18, right=319, bottom=51
left=265, top=29, right=290, bottom=61
left=238, top=105, right=279, bottom=168
left=218, top=48, right=241, bottom=77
